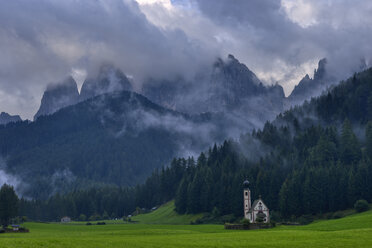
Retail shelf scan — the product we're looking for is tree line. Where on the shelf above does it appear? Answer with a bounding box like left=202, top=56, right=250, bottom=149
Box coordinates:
left=15, top=120, right=372, bottom=221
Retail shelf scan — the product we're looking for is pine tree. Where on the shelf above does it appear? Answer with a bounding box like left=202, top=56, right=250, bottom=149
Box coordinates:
left=340, top=119, right=361, bottom=165
left=365, top=121, right=372, bottom=160
left=175, top=178, right=188, bottom=214
left=367, top=94, right=372, bottom=121
left=187, top=171, right=204, bottom=213
left=0, top=184, right=19, bottom=228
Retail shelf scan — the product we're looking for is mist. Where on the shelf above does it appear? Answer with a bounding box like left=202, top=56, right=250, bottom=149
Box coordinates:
left=0, top=157, right=21, bottom=193
left=0, top=170, right=20, bottom=189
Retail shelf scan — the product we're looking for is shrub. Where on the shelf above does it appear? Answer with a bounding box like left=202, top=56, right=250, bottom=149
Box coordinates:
left=190, top=218, right=203, bottom=225
left=89, top=214, right=101, bottom=221
left=255, top=216, right=264, bottom=223
left=325, top=213, right=333, bottom=219
left=354, top=199, right=370, bottom=213
left=240, top=218, right=250, bottom=227
left=79, top=214, right=87, bottom=221
left=269, top=211, right=281, bottom=222
left=297, top=215, right=313, bottom=225
left=18, top=227, right=29, bottom=232
left=332, top=211, right=345, bottom=219
left=220, top=214, right=236, bottom=223
left=21, top=216, right=28, bottom=223
left=212, top=207, right=221, bottom=218
left=102, top=211, right=109, bottom=220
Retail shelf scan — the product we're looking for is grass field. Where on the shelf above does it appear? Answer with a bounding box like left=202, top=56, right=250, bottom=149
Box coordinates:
left=131, top=201, right=205, bottom=224
left=1, top=208, right=372, bottom=247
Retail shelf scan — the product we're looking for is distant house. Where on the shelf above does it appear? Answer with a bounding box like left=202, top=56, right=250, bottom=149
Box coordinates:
left=61, top=216, right=71, bottom=223
left=243, top=180, right=270, bottom=223
left=11, top=225, right=20, bottom=231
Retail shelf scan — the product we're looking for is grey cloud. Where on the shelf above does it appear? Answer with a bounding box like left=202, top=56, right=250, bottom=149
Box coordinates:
left=192, top=0, right=372, bottom=92
left=95, top=92, right=220, bottom=157
left=0, top=0, right=216, bottom=119
left=1, top=0, right=372, bottom=119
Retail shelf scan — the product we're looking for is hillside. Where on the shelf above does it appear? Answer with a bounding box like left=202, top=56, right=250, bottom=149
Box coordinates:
left=132, top=68, right=372, bottom=218
left=132, top=201, right=204, bottom=225
left=277, top=68, right=372, bottom=129
left=301, top=209, right=372, bottom=231
left=0, top=91, right=222, bottom=198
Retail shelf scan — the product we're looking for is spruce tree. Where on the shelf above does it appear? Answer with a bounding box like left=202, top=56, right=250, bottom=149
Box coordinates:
left=340, top=119, right=361, bottom=165
left=0, top=184, right=19, bottom=229
left=175, top=178, right=188, bottom=214
left=365, top=121, right=372, bottom=160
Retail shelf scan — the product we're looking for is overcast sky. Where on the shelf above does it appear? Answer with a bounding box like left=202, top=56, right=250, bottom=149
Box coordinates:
left=0, top=0, right=371, bottom=119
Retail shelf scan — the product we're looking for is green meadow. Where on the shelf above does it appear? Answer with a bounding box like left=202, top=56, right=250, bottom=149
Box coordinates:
left=1, top=206, right=372, bottom=248
left=131, top=201, right=205, bottom=224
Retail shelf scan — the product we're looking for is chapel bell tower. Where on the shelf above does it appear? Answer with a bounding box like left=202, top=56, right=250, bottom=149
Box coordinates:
left=243, top=179, right=252, bottom=220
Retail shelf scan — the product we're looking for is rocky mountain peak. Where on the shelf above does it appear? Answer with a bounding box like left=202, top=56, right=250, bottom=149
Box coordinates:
left=288, top=58, right=329, bottom=105
left=208, top=55, right=268, bottom=110
left=80, top=64, right=132, bottom=101
left=267, top=83, right=285, bottom=99
left=314, top=58, right=327, bottom=81
left=213, top=54, right=262, bottom=86
left=34, top=76, right=80, bottom=120
left=0, top=112, right=22, bottom=125
left=303, top=74, right=311, bottom=80
left=142, top=54, right=285, bottom=121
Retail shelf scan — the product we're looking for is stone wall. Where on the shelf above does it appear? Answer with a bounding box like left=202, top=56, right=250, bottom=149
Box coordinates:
left=224, top=223, right=272, bottom=230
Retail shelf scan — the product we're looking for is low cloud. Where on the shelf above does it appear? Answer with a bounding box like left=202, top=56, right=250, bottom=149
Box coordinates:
left=0, top=157, right=21, bottom=194
left=0, top=0, right=216, bottom=119
left=94, top=92, right=220, bottom=157
left=0, top=169, right=20, bottom=189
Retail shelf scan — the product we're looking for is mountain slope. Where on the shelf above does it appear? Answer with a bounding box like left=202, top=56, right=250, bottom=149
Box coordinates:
left=278, top=67, right=372, bottom=128
left=142, top=54, right=285, bottom=130
left=132, top=201, right=204, bottom=224
left=129, top=67, right=372, bottom=218
left=80, top=65, right=133, bottom=101
left=9, top=67, right=372, bottom=223
left=0, top=91, right=221, bottom=198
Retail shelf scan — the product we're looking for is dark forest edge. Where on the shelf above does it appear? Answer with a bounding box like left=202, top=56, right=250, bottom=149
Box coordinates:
left=9, top=68, right=372, bottom=223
